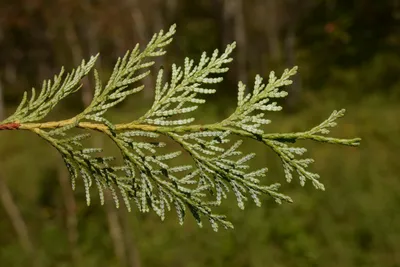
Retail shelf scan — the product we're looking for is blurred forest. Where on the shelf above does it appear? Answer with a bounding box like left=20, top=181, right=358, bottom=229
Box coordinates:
left=0, top=0, right=399, bottom=266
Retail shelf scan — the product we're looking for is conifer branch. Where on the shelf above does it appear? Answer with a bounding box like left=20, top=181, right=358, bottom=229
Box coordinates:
left=0, top=24, right=361, bottom=231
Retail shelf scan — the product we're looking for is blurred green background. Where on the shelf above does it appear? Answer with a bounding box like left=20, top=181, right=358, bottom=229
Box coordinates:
left=0, top=0, right=399, bottom=266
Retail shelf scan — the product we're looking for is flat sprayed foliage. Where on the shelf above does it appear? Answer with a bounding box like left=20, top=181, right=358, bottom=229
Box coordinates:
left=0, top=25, right=360, bottom=231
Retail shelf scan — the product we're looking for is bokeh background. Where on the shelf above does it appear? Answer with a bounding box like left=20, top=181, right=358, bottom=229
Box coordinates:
left=0, top=0, right=399, bottom=266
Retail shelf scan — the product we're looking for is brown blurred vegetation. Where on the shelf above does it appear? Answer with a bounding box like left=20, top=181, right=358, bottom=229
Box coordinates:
left=0, top=0, right=399, bottom=266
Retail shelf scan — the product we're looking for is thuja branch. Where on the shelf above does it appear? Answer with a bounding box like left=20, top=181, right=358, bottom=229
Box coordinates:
left=0, top=24, right=361, bottom=231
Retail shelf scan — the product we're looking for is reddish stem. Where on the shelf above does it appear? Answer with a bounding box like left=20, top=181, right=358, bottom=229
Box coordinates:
left=0, top=123, right=20, bottom=130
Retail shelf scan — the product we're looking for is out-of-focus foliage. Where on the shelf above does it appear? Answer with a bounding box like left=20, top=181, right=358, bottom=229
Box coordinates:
left=0, top=0, right=399, bottom=266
